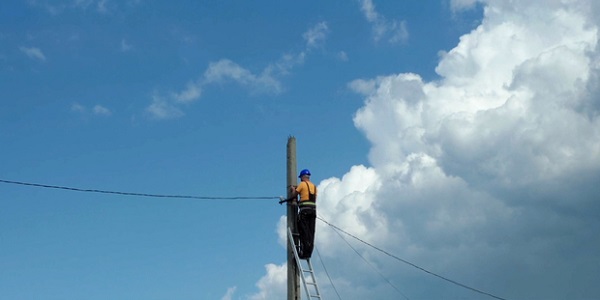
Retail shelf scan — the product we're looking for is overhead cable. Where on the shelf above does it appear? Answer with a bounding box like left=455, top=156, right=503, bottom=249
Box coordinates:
left=317, top=216, right=508, bottom=300
left=2, top=178, right=508, bottom=300
left=326, top=219, right=410, bottom=300
left=314, top=246, right=343, bottom=300
left=0, top=179, right=279, bottom=200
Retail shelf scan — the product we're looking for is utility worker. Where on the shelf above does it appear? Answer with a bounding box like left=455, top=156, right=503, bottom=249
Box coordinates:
left=282, top=169, right=317, bottom=259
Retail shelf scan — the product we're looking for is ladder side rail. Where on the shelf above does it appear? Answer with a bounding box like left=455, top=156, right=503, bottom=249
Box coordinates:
left=306, top=259, right=322, bottom=298
left=288, top=227, right=315, bottom=299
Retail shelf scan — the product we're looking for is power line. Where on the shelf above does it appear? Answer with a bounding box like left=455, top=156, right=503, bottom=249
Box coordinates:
left=327, top=219, right=410, bottom=300
left=3, top=178, right=508, bottom=300
left=317, top=216, right=509, bottom=300
left=314, top=246, right=343, bottom=300
left=0, top=179, right=279, bottom=201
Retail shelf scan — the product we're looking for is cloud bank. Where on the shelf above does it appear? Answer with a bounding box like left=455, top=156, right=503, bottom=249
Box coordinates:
left=250, top=0, right=600, bottom=299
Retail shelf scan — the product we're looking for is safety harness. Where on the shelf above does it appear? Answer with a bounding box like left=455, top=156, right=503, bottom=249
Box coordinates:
left=299, top=181, right=316, bottom=207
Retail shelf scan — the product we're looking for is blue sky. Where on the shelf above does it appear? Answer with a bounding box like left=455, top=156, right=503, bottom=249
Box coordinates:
left=2, top=0, right=600, bottom=299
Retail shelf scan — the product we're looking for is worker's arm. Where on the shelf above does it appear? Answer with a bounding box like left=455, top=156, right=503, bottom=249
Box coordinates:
left=279, top=186, right=298, bottom=204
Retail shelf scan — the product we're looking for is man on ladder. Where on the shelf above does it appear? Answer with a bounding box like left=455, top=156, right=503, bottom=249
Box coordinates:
left=281, top=168, right=317, bottom=259
left=281, top=168, right=323, bottom=299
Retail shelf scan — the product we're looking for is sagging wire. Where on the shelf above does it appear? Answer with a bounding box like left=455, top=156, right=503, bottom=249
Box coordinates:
left=0, top=179, right=279, bottom=200
left=318, top=216, right=508, bottom=300
left=323, top=217, right=410, bottom=300
left=314, top=246, right=343, bottom=300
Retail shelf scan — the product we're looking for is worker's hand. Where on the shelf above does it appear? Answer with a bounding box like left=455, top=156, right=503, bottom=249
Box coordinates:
left=279, top=196, right=286, bottom=205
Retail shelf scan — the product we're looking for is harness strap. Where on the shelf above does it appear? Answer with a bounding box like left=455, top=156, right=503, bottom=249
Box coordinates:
left=299, top=181, right=316, bottom=205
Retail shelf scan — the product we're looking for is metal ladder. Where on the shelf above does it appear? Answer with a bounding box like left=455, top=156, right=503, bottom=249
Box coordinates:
left=288, top=227, right=322, bottom=300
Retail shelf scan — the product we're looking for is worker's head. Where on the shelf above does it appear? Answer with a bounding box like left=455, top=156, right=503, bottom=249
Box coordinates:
left=298, top=169, right=311, bottom=180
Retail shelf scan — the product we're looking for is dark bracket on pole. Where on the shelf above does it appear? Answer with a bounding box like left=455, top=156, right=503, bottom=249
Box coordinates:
left=279, top=196, right=293, bottom=205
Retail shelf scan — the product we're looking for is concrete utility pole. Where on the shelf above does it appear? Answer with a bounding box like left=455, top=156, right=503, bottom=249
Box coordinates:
left=286, top=136, right=300, bottom=300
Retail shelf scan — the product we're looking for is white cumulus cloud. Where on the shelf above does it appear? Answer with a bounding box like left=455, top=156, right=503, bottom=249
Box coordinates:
left=220, top=286, right=236, bottom=300
left=252, top=0, right=600, bottom=299
left=248, top=263, right=287, bottom=300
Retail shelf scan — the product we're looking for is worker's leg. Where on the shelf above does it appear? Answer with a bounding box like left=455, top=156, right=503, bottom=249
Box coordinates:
left=297, top=211, right=308, bottom=258
left=298, top=208, right=316, bottom=258
left=303, top=209, right=316, bottom=258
